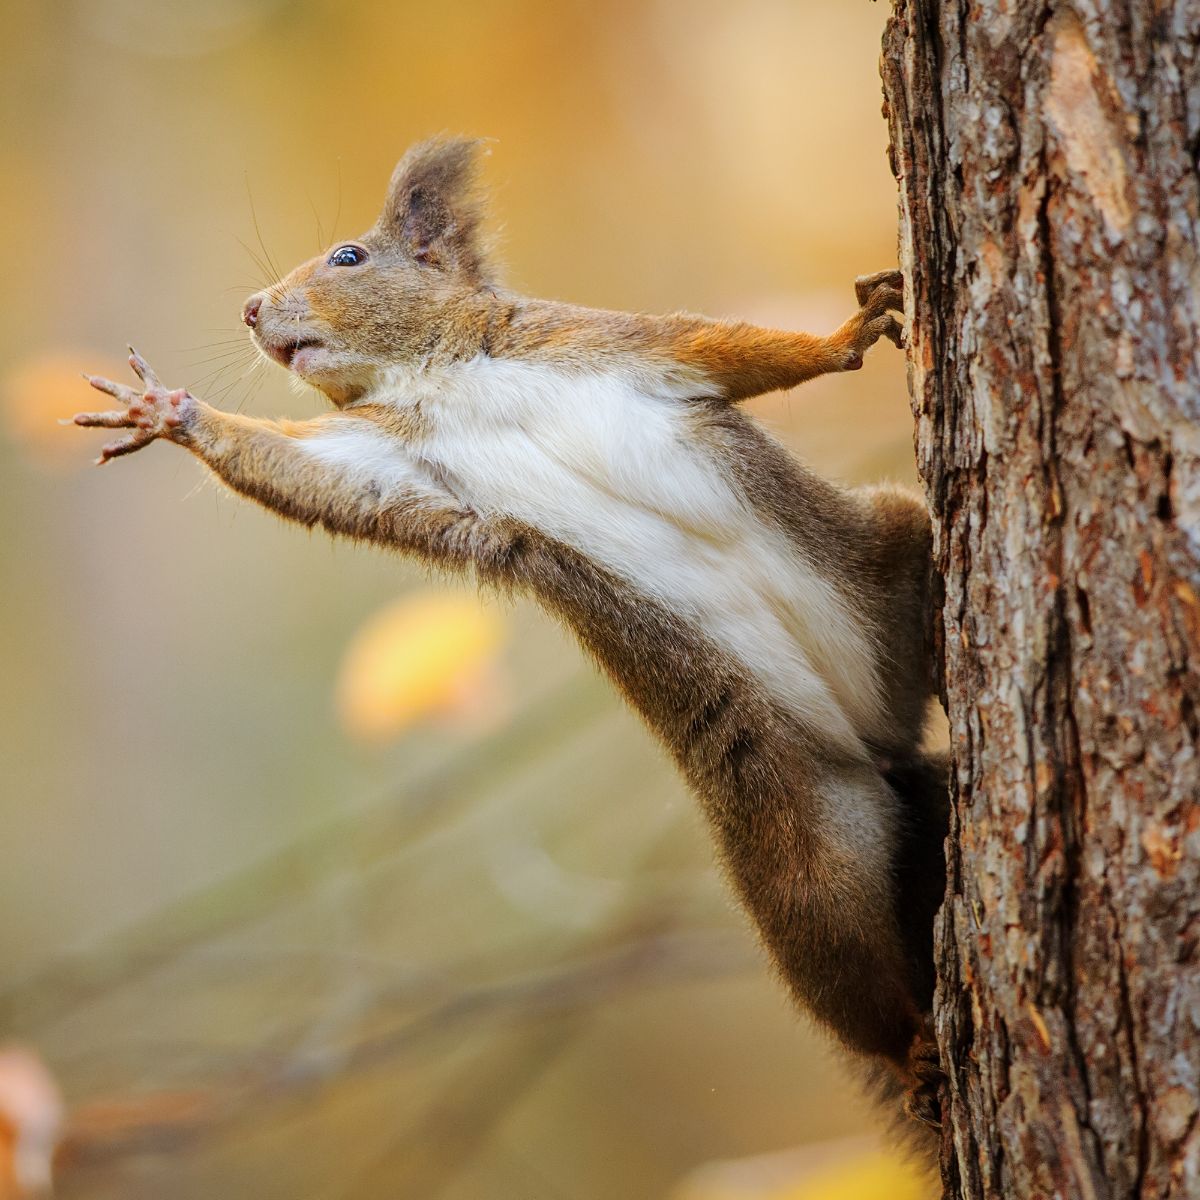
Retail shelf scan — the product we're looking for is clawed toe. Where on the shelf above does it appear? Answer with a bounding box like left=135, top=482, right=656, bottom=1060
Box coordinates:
left=864, top=286, right=904, bottom=320
left=902, top=1036, right=945, bottom=1129
left=73, top=410, right=133, bottom=429
left=127, top=346, right=161, bottom=389
left=96, top=431, right=156, bottom=465
left=855, top=269, right=904, bottom=307
left=870, top=312, right=905, bottom=349
left=903, top=1080, right=943, bottom=1129
left=85, top=374, right=138, bottom=405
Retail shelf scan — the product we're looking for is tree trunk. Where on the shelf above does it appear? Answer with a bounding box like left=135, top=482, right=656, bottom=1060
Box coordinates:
left=881, top=3, right=1200, bottom=1197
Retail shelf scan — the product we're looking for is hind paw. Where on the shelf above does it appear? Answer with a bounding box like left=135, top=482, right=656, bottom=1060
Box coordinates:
left=902, top=1034, right=945, bottom=1129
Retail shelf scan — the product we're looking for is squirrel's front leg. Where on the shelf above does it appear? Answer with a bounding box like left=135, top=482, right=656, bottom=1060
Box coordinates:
left=656, top=270, right=905, bottom=401
left=73, top=350, right=511, bottom=570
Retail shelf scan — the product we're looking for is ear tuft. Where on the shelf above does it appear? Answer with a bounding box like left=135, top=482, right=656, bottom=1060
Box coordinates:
left=377, top=136, right=493, bottom=283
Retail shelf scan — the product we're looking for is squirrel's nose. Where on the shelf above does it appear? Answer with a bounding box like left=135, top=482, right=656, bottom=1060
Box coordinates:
left=242, top=295, right=263, bottom=329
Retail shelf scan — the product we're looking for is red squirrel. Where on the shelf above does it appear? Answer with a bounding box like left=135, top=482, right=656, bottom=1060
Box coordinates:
left=73, top=138, right=947, bottom=1125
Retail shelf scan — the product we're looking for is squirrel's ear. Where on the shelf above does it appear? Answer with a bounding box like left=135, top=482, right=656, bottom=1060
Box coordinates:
left=378, top=137, right=492, bottom=282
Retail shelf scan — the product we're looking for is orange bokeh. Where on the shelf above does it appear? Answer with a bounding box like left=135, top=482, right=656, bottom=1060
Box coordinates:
left=2, top=353, right=129, bottom=471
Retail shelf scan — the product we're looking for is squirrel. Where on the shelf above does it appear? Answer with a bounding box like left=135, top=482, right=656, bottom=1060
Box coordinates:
left=73, top=137, right=948, bottom=1127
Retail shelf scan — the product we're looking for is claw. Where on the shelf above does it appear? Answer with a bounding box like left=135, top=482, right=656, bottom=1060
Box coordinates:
left=127, top=346, right=161, bottom=390
left=854, top=269, right=904, bottom=307
left=97, top=431, right=154, bottom=463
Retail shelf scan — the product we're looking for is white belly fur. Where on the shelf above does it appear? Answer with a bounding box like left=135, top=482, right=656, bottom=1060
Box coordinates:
left=364, top=356, right=884, bottom=754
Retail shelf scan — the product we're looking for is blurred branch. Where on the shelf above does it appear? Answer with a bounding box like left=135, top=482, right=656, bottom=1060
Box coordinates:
left=0, top=675, right=614, bottom=1035
left=57, top=922, right=755, bottom=1174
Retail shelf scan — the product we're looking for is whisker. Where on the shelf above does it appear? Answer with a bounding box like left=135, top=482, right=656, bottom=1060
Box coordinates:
left=222, top=233, right=271, bottom=290
left=330, top=158, right=343, bottom=246
left=244, top=174, right=283, bottom=281
left=183, top=334, right=254, bottom=350
left=182, top=350, right=256, bottom=373
left=186, top=351, right=258, bottom=392
left=235, top=235, right=276, bottom=290
left=234, top=361, right=269, bottom=415
left=307, top=187, right=325, bottom=253
left=211, top=356, right=265, bottom=410
left=181, top=338, right=256, bottom=359
left=186, top=365, right=243, bottom=394
left=175, top=338, right=250, bottom=353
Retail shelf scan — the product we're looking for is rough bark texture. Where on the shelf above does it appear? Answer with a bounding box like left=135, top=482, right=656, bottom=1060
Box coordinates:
left=881, top=3, right=1200, bottom=1197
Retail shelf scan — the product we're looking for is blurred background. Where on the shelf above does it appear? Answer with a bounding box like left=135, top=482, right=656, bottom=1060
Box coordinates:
left=0, top=1, right=928, bottom=1196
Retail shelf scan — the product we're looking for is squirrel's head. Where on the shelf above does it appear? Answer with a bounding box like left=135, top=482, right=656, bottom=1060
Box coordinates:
left=243, top=137, right=494, bottom=405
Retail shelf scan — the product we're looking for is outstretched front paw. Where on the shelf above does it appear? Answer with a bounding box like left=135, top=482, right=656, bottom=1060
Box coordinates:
left=833, top=269, right=905, bottom=370
left=72, top=348, right=196, bottom=465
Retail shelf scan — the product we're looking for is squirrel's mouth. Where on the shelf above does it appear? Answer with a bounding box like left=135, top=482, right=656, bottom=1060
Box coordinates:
left=262, top=335, right=323, bottom=369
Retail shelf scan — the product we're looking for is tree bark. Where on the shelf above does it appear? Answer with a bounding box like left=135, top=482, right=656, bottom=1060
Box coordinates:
left=881, top=3, right=1200, bottom=1197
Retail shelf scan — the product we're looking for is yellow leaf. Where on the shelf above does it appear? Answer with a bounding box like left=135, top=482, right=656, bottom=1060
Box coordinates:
left=677, top=1144, right=932, bottom=1200
left=336, top=591, right=509, bottom=743
left=777, top=1152, right=930, bottom=1200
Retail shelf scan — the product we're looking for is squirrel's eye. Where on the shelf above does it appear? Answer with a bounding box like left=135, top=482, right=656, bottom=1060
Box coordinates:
left=328, top=245, right=366, bottom=267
